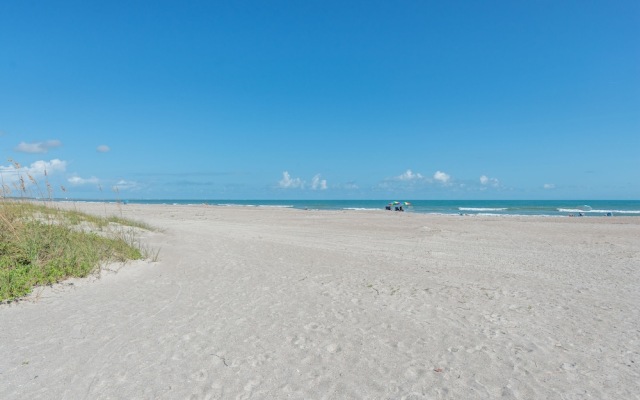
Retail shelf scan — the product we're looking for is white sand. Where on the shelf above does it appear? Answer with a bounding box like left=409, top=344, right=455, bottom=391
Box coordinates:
left=1, top=203, right=639, bottom=399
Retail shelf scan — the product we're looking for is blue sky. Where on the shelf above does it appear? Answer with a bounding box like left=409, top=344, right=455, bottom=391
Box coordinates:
left=1, top=0, right=638, bottom=200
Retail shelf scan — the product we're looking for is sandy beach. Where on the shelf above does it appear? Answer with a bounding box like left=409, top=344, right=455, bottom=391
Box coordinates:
left=1, top=203, right=639, bottom=399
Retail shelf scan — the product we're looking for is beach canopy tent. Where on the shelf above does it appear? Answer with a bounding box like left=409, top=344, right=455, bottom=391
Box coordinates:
left=386, top=201, right=411, bottom=210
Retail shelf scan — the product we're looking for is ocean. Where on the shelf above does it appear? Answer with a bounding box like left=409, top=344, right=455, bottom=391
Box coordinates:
left=75, top=199, right=640, bottom=217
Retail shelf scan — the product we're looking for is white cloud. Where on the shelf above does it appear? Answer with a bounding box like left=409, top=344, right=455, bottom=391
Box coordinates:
left=278, top=171, right=328, bottom=190
left=30, top=159, right=67, bottom=175
left=543, top=183, right=556, bottom=189
left=68, top=176, right=100, bottom=186
left=15, top=140, right=62, bottom=154
left=433, top=170, right=450, bottom=184
left=278, top=171, right=304, bottom=189
left=1, top=159, right=67, bottom=181
left=113, top=180, right=139, bottom=191
left=311, top=174, right=327, bottom=190
left=397, top=169, right=424, bottom=181
left=480, top=175, right=500, bottom=187
left=97, top=145, right=110, bottom=153
left=0, top=159, right=67, bottom=195
left=343, top=182, right=359, bottom=190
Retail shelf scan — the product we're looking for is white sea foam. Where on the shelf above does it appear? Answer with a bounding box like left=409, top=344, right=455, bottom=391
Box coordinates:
left=459, top=207, right=508, bottom=212
left=216, top=204, right=293, bottom=208
left=466, top=213, right=560, bottom=218
left=558, top=208, right=640, bottom=214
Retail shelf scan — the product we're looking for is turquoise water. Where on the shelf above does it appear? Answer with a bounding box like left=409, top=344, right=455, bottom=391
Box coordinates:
left=75, top=199, right=640, bottom=217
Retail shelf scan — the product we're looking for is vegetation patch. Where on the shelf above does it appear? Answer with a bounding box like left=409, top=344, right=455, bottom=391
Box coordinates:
left=0, top=201, right=149, bottom=302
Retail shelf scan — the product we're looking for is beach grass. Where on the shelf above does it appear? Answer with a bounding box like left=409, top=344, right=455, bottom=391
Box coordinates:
left=0, top=200, right=150, bottom=301
left=0, top=161, right=153, bottom=302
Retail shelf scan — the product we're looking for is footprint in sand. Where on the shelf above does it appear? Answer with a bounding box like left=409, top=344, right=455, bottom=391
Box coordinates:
left=325, top=343, right=341, bottom=353
left=190, top=368, right=208, bottom=381
left=560, top=362, right=577, bottom=371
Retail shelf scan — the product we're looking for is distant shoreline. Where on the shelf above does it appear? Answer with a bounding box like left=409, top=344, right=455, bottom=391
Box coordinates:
left=48, top=198, right=640, bottom=217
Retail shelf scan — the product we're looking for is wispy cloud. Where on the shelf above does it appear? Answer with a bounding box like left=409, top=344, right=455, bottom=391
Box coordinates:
left=97, top=145, right=110, bottom=153
left=397, top=169, right=424, bottom=181
left=68, top=176, right=100, bottom=186
left=113, top=179, right=139, bottom=191
left=15, top=140, right=62, bottom=154
left=543, top=183, right=556, bottom=189
left=311, top=174, right=327, bottom=190
left=433, top=171, right=451, bottom=184
left=278, top=171, right=328, bottom=190
left=343, top=182, right=359, bottom=190
left=278, top=171, right=304, bottom=189
left=379, top=169, right=456, bottom=191
left=480, top=175, right=500, bottom=187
